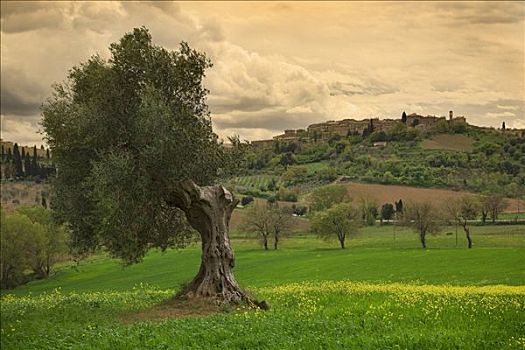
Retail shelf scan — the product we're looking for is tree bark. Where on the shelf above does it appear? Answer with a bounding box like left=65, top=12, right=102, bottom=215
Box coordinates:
left=274, top=231, right=279, bottom=250
left=420, top=232, right=426, bottom=248
left=462, top=222, right=472, bottom=249
left=167, top=180, right=250, bottom=304
left=338, top=232, right=345, bottom=249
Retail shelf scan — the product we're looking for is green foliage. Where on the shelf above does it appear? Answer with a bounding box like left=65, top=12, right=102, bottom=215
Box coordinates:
left=309, top=184, right=349, bottom=212
left=0, top=207, right=67, bottom=289
left=380, top=203, right=395, bottom=221
left=310, top=202, right=361, bottom=248
left=276, top=187, right=298, bottom=202
left=358, top=198, right=379, bottom=226
left=41, top=27, right=220, bottom=264
left=401, top=201, right=443, bottom=248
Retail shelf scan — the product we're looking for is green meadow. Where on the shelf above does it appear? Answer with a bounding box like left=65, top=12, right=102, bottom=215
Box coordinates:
left=2, top=225, right=525, bottom=349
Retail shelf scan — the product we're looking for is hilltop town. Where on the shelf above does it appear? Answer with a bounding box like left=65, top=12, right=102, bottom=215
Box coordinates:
left=250, top=111, right=520, bottom=147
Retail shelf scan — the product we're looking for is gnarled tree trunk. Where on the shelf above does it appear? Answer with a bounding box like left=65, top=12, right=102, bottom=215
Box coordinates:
left=167, top=180, right=251, bottom=304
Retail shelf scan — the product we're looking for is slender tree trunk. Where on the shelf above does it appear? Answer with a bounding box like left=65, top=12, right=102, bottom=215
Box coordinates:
left=339, top=233, right=345, bottom=249
left=168, top=180, right=251, bottom=304
left=481, top=211, right=487, bottom=225
left=263, top=234, right=268, bottom=250
left=462, top=222, right=472, bottom=249
left=274, top=231, right=279, bottom=250
left=419, top=232, right=426, bottom=248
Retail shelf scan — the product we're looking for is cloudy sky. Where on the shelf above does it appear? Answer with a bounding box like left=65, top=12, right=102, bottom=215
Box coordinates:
left=1, top=1, right=524, bottom=146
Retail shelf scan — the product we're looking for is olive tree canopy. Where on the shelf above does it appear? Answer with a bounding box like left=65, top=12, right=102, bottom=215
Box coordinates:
left=42, top=27, right=251, bottom=303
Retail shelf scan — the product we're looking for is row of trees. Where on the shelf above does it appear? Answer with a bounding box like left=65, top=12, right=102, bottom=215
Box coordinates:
left=0, top=207, right=68, bottom=289
left=1, top=144, right=55, bottom=180
left=239, top=183, right=513, bottom=251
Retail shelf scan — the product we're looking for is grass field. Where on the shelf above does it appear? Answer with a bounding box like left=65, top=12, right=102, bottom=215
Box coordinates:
left=2, top=225, right=525, bottom=349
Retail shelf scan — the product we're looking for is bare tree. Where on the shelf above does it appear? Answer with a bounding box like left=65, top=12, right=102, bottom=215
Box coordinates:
left=445, top=196, right=480, bottom=248
left=401, top=201, right=442, bottom=248
left=242, top=202, right=272, bottom=250
left=268, top=204, right=292, bottom=250
left=481, top=195, right=508, bottom=224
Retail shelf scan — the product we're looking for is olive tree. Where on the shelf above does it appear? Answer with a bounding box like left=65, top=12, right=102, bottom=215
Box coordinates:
left=310, top=202, right=361, bottom=249
left=42, top=28, right=252, bottom=304
left=401, top=201, right=442, bottom=248
left=445, top=196, right=479, bottom=248
left=242, top=202, right=291, bottom=250
left=309, top=184, right=349, bottom=212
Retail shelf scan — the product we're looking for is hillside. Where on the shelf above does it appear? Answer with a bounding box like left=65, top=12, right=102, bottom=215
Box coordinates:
left=234, top=122, right=525, bottom=200
left=420, top=134, right=473, bottom=151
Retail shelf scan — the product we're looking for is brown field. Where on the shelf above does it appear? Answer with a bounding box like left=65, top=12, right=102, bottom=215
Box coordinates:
left=420, top=134, right=474, bottom=151
left=340, top=181, right=523, bottom=212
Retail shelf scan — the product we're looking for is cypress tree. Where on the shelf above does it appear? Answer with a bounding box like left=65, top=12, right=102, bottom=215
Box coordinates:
left=24, top=153, right=32, bottom=177
left=13, top=143, right=23, bottom=178
left=402, top=111, right=407, bottom=124
left=32, top=146, right=39, bottom=176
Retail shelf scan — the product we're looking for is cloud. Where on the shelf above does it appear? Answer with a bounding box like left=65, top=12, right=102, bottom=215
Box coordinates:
left=0, top=68, right=47, bottom=117
left=0, top=115, right=44, bottom=146
left=0, top=1, right=523, bottom=145
left=0, top=2, right=70, bottom=33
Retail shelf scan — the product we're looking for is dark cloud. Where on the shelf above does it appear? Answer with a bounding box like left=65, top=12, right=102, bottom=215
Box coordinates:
left=0, top=68, right=46, bottom=117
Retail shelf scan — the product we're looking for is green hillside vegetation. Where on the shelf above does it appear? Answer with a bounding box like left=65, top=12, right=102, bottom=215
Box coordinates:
left=232, top=126, right=525, bottom=200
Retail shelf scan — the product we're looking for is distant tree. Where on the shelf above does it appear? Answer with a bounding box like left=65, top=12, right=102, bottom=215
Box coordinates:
left=445, top=196, right=479, bottom=248
left=6, top=148, right=12, bottom=162
left=242, top=202, right=272, bottom=250
left=311, top=202, right=361, bottom=249
left=310, top=184, right=349, bottom=212
left=481, top=194, right=508, bottom=223
left=12, top=143, right=23, bottom=178
left=24, top=153, right=31, bottom=177
left=380, top=203, right=395, bottom=223
left=241, top=196, right=254, bottom=206
left=17, top=206, right=68, bottom=277
left=0, top=210, right=38, bottom=288
left=401, top=201, right=442, bottom=248
left=359, top=198, right=378, bottom=225
left=31, top=146, right=39, bottom=177
left=1, top=145, right=4, bottom=161
left=273, top=140, right=281, bottom=154
left=279, top=152, right=295, bottom=169
left=268, top=204, right=292, bottom=250
left=267, top=178, right=277, bottom=191
left=395, top=199, right=404, bottom=213
left=46, top=149, right=50, bottom=160
left=401, top=111, right=407, bottom=124
left=502, top=121, right=506, bottom=130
